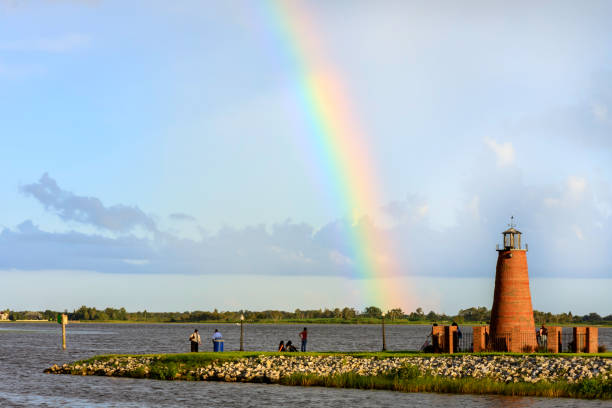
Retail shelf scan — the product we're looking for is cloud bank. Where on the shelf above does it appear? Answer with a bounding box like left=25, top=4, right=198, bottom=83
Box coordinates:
left=20, top=173, right=156, bottom=233
left=3, top=170, right=611, bottom=279
left=169, top=213, right=197, bottom=222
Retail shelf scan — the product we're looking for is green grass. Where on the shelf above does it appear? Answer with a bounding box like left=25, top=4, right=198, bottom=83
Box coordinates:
left=76, top=350, right=612, bottom=365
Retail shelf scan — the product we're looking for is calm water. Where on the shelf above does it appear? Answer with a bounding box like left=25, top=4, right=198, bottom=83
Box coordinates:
left=0, top=323, right=610, bottom=407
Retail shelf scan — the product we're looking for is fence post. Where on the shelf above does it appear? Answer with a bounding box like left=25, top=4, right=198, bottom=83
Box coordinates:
left=445, top=325, right=457, bottom=354
left=239, top=314, right=244, bottom=351
left=586, top=327, right=598, bottom=353
left=473, top=326, right=488, bottom=352
left=381, top=313, right=387, bottom=351
left=432, top=325, right=444, bottom=353
left=61, top=314, right=67, bottom=350
left=547, top=327, right=561, bottom=353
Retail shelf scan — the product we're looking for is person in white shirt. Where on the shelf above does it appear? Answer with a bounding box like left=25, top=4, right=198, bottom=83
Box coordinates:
left=189, top=329, right=201, bottom=352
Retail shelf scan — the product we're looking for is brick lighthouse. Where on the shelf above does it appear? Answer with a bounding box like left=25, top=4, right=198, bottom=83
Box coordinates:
left=489, top=217, right=538, bottom=352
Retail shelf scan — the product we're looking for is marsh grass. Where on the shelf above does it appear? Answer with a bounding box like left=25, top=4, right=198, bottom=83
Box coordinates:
left=280, top=368, right=612, bottom=399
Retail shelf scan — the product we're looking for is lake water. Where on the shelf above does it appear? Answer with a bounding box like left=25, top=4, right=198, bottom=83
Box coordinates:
left=0, top=323, right=610, bottom=407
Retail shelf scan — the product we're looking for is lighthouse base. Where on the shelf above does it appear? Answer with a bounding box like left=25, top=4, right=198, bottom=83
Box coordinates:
left=489, top=328, right=538, bottom=352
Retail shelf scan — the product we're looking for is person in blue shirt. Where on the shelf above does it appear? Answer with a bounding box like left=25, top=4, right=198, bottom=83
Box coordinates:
left=211, top=329, right=223, bottom=351
left=212, top=329, right=222, bottom=341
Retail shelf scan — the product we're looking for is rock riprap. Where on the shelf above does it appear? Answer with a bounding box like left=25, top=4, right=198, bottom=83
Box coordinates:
left=45, top=355, right=611, bottom=384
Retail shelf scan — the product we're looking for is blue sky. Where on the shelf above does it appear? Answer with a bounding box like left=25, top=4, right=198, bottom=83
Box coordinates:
left=1, top=0, right=611, bottom=314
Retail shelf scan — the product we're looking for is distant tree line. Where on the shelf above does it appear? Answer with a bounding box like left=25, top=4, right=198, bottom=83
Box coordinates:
left=3, top=306, right=611, bottom=325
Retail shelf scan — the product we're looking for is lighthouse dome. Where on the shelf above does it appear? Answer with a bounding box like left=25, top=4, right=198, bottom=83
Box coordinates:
left=501, top=225, right=522, bottom=250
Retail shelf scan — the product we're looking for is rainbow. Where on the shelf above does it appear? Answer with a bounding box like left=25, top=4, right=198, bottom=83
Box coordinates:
left=259, top=0, right=409, bottom=310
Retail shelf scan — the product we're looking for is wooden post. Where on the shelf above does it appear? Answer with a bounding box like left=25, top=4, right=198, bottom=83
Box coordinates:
left=381, top=313, right=387, bottom=351
left=61, top=314, right=68, bottom=350
left=239, top=314, right=244, bottom=351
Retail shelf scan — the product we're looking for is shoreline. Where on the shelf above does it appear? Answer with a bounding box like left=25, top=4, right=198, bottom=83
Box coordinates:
left=45, top=352, right=612, bottom=399
left=4, top=320, right=612, bottom=327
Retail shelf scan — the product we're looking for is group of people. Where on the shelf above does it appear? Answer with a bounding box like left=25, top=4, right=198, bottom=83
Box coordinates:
left=189, top=329, right=222, bottom=352
left=277, top=340, right=297, bottom=352
left=188, top=327, right=308, bottom=352
left=279, top=327, right=308, bottom=352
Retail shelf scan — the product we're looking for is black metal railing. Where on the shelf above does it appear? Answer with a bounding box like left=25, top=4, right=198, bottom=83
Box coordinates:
left=486, top=331, right=538, bottom=352
left=418, top=327, right=595, bottom=354
left=488, top=332, right=511, bottom=352
left=559, top=332, right=587, bottom=353
left=456, top=332, right=473, bottom=352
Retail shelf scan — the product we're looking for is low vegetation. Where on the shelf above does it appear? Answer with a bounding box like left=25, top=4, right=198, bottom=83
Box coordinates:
left=5, top=305, right=612, bottom=326
left=281, top=369, right=612, bottom=399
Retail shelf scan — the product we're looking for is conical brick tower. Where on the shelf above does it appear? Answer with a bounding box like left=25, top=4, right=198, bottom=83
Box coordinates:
left=489, top=218, right=537, bottom=352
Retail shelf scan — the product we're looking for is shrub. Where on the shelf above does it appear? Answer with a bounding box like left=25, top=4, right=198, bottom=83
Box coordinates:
left=130, top=366, right=147, bottom=379
left=572, top=377, right=612, bottom=399
left=149, top=362, right=178, bottom=380
left=390, top=364, right=421, bottom=380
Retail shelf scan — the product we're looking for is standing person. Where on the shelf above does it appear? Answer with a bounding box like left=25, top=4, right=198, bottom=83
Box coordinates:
left=212, top=328, right=223, bottom=351
left=299, top=327, right=308, bottom=352
left=540, top=324, right=548, bottom=351
left=189, top=329, right=201, bottom=352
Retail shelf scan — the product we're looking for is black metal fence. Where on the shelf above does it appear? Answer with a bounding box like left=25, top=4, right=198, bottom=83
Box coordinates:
left=424, top=331, right=473, bottom=352
left=419, top=327, right=594, bottom=354
left=486, top=331, right=538, bottom=352
left=559, top=332, right=587, bottom=353
left=457, top=332, right=473, bottom=352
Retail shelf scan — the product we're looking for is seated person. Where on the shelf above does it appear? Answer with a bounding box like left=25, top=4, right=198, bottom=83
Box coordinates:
left=285, top=340, right=298, bottom=352
left=278, top=340, right=285, bottom=352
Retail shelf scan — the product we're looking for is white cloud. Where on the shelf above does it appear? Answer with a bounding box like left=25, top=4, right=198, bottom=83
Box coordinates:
left=484, top=137, right=515, bottom=167
left=4, top=172, right=610, bottom=283
left=21, top=173, right=157, bottom=233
